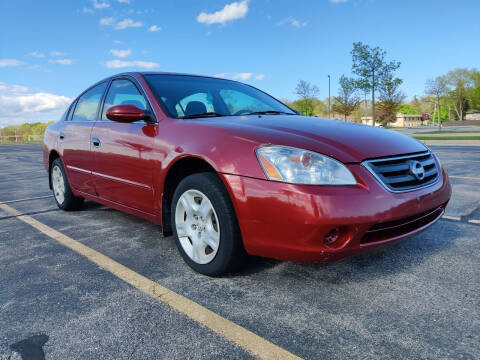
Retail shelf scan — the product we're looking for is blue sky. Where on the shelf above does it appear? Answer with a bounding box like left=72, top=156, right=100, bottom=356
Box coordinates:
left=1, top=0, right=479, bottom=125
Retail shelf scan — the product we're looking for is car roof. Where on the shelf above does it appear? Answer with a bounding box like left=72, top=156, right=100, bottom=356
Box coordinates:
left=113, top=71, right=232, bottom=82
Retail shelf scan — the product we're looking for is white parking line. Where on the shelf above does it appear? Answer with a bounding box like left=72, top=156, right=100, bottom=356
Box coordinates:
left=1, top=195, right=53, bottom=204
left=449, top=176, right=480, bottom=181
left=442, top=215, right=462, bottom=221
left=442, top=215, right=480, bottom=224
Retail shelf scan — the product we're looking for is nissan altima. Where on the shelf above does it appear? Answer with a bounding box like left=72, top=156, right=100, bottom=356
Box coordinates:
left=43, top=72, right=451, bottom=275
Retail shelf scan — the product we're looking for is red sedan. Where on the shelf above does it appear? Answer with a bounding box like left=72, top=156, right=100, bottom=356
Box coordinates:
left=43, top=72, right=451, bottom=275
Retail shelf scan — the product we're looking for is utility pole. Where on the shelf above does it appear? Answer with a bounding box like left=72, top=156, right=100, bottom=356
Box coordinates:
left=364, top=92, right=367, bottom=117
left=328, top=75, right=331, bottom=118
left=371, top=73, right=375, bottom=126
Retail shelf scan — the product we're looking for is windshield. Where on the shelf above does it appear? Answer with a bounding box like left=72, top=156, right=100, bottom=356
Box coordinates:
left=144, top=74, right=295, bottom=119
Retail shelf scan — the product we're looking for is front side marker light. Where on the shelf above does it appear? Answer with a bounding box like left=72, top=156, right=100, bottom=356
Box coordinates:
left=258, top=154, right=282, bottom=181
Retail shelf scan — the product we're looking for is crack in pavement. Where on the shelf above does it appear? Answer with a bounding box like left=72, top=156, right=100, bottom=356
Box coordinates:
left=0, top=209, right=59, bottom=221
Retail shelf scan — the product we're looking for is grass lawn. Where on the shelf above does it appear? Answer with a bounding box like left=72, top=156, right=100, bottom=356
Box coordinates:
left=414, top=130, right=480, bottom=134
left=0, top=141, right=43, bottom=145
left=413, top=136, right=480, bottom=140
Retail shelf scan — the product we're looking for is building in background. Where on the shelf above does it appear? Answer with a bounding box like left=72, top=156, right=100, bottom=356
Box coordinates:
left=361, top=114, right=428, bottom=127
left=465, top=109, right=480, bottom=121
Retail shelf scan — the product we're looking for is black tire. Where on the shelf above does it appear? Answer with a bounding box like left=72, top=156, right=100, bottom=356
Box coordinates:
left=171, top=172, right=245, bottom=276
left=50, top=158, right=84, bottom=211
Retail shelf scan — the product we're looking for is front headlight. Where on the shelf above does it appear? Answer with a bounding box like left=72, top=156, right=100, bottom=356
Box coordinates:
left=256, top=145, right=357, bottom=185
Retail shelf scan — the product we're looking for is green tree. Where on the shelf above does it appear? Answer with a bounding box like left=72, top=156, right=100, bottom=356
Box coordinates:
left=376, top=68, right=405, bottom=125
left=332, top=75, right=360, bottom=121
left=1, top=125, right=19, bottom=136
left=432, top=104, right=450, bottom=123
left=425, top=77, right=447, bottom=129
left=444, top=68, right=473, bottom=120
left=398, top=104, right=419, bottom=114
left=467, top=69, right=480, bottom=109
left=294, top=80, right=319, bottom=116
left=351, top=42, right=401, bottom=126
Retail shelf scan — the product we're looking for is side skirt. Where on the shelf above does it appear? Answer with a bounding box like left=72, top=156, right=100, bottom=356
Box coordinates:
left=74, top=189, right=163, bottom=227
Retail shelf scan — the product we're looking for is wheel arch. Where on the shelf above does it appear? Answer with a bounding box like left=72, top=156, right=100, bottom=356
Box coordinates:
left=48, top=150, right=61, bottom=189
left=161, top=155, right=225, bottom=236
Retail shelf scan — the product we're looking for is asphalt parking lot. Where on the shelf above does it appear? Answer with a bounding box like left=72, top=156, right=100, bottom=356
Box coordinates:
left=1, top=144, right=479, bottom=360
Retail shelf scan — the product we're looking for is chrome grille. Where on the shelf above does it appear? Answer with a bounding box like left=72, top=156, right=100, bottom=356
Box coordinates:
left=362, top=151, right=439, bottom=192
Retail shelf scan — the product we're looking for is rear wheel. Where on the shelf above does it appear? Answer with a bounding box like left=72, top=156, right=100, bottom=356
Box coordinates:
left=50, top=158, right=84, bottom=210
left=171, top=173, right=245, bottom=276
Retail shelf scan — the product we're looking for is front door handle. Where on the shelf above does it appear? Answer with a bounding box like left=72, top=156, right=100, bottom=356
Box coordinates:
left=92, top=136, right=101, bottom=147
left=59, top=132, right=65, bottom=140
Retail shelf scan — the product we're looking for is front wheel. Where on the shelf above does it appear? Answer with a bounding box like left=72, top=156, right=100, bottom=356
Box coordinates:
left=171, top=173, right=245, bottom=276
left=50, top=158, right=84, bottom=210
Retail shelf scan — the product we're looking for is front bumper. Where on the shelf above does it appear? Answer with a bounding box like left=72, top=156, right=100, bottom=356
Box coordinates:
left=221, top=163, right=451, bottom=262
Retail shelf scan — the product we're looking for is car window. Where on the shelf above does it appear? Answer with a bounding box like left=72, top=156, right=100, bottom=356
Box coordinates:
left=145, top=75, right=295, bottom=119
left=64, top=100, right=76, bottom=121
left=102, top=79, right=147, bottom=120
left=219, top=89, right=270, bottom=115
left=177, top=92, right=214, bottom=117
left=71, top=82, right=107, bottom=122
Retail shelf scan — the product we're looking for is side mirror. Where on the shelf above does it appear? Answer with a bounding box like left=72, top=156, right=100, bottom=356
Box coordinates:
left=106, top=105, right=148, bottom=123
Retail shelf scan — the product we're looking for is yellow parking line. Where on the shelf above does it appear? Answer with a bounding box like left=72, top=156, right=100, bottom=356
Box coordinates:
left=468, top=219, right=480, bottom=224
left=0, top=201, right=301, bottom=360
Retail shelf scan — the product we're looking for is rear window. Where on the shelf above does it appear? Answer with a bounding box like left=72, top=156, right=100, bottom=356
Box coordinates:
left=71, top=82, right=107, bottom=122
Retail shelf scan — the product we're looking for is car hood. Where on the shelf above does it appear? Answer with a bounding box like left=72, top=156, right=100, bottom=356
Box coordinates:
left=202, top=115, right=427, bottom=163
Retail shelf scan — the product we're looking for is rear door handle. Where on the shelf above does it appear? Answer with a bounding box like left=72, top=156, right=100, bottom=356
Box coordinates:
left=59, top=132, right=65, bottom=140
left=92, top=136, right=101, bottom=147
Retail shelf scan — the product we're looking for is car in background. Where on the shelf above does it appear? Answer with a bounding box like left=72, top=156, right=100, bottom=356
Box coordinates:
left=43, top=72, right=451, bottom=275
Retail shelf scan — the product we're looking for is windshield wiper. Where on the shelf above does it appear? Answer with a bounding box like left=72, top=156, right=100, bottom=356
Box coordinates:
left=181, top=112, right=226, bottom=119
left=245, top=110, right=295, bottom=115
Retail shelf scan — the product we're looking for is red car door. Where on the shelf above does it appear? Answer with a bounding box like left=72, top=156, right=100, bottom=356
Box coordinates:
left=92, top=78, right=156, bottom=213
left=60, top=82, right=108, bottom=195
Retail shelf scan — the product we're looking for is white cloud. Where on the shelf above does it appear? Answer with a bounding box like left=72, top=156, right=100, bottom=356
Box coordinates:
left=101, top=17, right=144, bottom=30
left=0, top=59, right=23, bottom=67
left=215, top=72, right=264, bottom=80
left=49, top=59, right=73, bottom=65
left=0, top=83, right=28, bottom=94
left=117, top=0, right=130, bottom=3
left=105, top=60, right=159, bottom=69
left=100, top=17, right=115, bottom=26
left=331, top=0, right=348, bottom=3
left=278, top=16, right=308, bottom=27
left=49, top=51, right=66, bottom=57
left=233, top=73, right=253, bottom=81
left=291, top=19, right=308, bottom=27
left=197, top=0, right=249, bottom=25
left=148, top=25, right=161, bottom=32
left=93, top=0, right=110, bottom=9
left=110, top=49, right=131, bottom=58
left=30, top=51, right=45, bottom=58
left=82, top=7, right=94, bottom=14
left=115, top=18, right=143, bottom=30
left=113, top=40, right=124, bottom=44
left=0, top=82, right=71, bottom=126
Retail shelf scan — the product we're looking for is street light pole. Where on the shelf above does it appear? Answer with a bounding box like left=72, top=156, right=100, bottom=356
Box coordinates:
left=328, top=75, right=331, bottom=118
